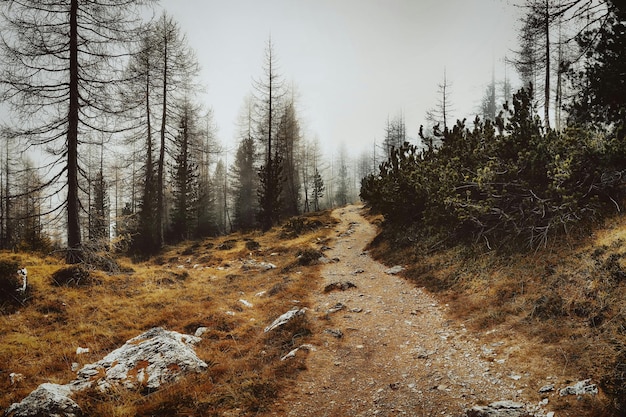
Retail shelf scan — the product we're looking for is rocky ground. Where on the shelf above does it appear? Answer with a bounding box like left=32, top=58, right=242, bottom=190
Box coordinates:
left=262, top=205, right=564, bottom=417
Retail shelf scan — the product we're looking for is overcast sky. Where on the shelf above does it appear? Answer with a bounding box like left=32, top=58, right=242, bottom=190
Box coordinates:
left=158, top=0, right=522, bottom=157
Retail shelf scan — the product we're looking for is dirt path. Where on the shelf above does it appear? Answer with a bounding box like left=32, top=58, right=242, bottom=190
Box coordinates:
left=266, top=205, right=544, bottom=417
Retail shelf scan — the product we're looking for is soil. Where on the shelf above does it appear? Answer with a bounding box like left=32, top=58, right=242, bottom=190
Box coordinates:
left=262, top=205, right=561, bottom=417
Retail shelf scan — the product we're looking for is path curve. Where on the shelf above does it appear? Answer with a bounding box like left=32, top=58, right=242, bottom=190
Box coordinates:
left=266, top=205, right=539, bottom=417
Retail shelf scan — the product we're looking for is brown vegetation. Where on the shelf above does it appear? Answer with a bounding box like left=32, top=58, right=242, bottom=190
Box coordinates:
left=0, top=210, right=337, bottom=416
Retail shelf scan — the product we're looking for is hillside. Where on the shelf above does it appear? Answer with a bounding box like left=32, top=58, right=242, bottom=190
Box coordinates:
left=1, top=210, right=337, bottom=416
left=1, top=206, right=625, bottom=416
left=367, top=210, right=626, bottom=416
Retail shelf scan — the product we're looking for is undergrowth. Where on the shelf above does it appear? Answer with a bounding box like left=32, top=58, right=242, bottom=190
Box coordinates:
left=0, top=210, right=336, bottom=416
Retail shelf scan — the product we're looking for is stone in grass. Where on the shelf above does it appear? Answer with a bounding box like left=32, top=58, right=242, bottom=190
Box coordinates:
left=264, top=308, right=306, bottom=333
left=71, top=327, right=207, bottom=392
left=559, top=379, right=598, bottom=396
left=385, top=265, right=404, bottom=275
left=7, top=328, right=207, bottom=417
left=5, top=383, right=83, bottom=417
left=466, top=401, right=529, bottom=417
left=538, top=383, right=555, bottom=393
left=323, top=281, right=357, bottom=293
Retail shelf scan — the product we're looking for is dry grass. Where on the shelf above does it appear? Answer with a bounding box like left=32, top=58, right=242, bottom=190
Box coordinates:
left=368, top=214, right=626, bottom=416
left=0, top=210, right=337, bottom=416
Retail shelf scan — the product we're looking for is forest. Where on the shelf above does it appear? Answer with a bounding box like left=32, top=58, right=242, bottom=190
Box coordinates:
left=0, top=1, right=360, bottom=262
left=0, top=0, right=623, bottom=263
left=0, top=0, right=625, bottom=415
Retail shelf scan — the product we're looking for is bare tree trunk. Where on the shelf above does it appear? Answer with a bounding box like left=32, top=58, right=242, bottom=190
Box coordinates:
left=544, top=0, right=551, bottom=129
left=67, top=0, right=82, bottom=261
left=157, top=21, right=168, bottom=248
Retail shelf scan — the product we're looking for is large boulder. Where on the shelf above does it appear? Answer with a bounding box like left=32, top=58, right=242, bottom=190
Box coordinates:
left=72, top=327, right=207, bottom=392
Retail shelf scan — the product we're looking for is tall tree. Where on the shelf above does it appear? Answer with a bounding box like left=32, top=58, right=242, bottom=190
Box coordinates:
left=513, top=0, right=613, bottom=129
left=231, top=98, right=259, bottom=230
left=153, top=13, right=199, bottom=247
left=213, top=159, right=229, bottom=234
left=168, top=101, right=200, bottom=242
left=382, top=113, right=407, bottom=158
left=568, top=1, right=625, bottom=136
left=426, top=69, right=455, bottom=134
left=122, top=28, right=160, bottom=254
left=311, top=169, right=325, bottom=212
left=276, top=99, right=302, bottom=218
left=335, top=145, right=350, bottom=207
left=253, top=38, right=286, bottom=231
left=0, top=0, right=152, bottom=262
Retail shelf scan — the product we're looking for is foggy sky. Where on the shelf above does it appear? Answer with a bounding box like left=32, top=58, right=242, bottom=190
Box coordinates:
left=158, top=0, right=521, bottom=157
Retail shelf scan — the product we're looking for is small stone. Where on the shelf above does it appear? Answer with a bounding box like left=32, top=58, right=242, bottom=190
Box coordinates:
left=264, top=308, right=306, bottom=333
left=325, top=329, right=343, bottom=338
left=9, top=373, right=24, bottom=385
left=539, top=384, right=555, bottom=393
left=327, top=302, right=346, bottom=313
left=194, top=327, right=209, bottom=337
left=76, top=347, right=89, bottom=355
left=239, top=299, right=253, bottom=308
left=385, top=265, right=404, bottom=275
left=559, top=379, right=598, bottom=396
left=323, top=281, right=357, bottom=293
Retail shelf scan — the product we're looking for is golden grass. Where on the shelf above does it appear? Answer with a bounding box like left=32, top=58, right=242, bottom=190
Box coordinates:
left=0, top=210, right=337, bottom=416
left=368, top=214, right=626, bottom=416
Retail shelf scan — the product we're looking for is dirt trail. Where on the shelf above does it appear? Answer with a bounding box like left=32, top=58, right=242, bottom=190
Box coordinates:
left=266, top=205, right=543, bottom=417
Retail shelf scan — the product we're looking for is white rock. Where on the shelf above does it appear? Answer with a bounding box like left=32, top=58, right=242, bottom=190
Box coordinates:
left=559, top=379, right=598, bottom=396
left=194, top=327, right=209, bottom=337
left=264, top=308, right=306, bottom=333
left=72, top=327, right=207, bottom=392
left=9, top=372, right=24, bottom=385
left=75, top=347, right=89, bottom=355
left=6, top=383, right=81, bottom=417
left=385, top=265, right=404, bottom=275
left=239, top=299, right=253, bottom=308
left=280, top=344, right=316, bottom=361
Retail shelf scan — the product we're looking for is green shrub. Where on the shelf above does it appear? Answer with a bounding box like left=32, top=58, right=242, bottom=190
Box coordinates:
left=361, top=87, right=622, bottom=251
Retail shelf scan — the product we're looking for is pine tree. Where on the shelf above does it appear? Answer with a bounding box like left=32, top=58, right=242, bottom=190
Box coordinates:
left=312, top=169, right=325, bottom=212
left=169, top=103, right=199, bottom=242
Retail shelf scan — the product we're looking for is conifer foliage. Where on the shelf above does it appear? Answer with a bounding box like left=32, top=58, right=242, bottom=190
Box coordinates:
left=361, top=87, right=622, bottom=250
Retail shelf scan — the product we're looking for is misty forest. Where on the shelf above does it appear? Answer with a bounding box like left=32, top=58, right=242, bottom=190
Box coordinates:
left=1, top=0, right=626, bottom=416
left=0, top=0, right=622, bottom=260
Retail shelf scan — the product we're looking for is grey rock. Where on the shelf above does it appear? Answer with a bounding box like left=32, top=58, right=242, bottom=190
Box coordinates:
left=327, top=302, right=346, bottom=314
left=5, top=383, right=83, bottom=417
left=466, top=401, right=528, bottom=417
left=264, top=308, right=306, bottom=333
left=325, top=329, right=343, bottom=338
left=538, top=384, right=554, bottom=393
left=559, top=379, right=598, bottom=396
left=385, top=265, right=404, bottom=275
left=194, top=326, right=209, bottom=337
left=71, top=327, right=207, bottom=392
left=323, top=281, right=357, bottom=293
